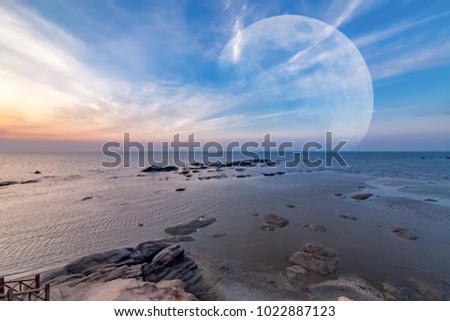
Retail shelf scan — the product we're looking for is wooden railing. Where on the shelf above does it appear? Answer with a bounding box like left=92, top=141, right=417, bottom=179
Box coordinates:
left=0, top=274, right=50, bottom=301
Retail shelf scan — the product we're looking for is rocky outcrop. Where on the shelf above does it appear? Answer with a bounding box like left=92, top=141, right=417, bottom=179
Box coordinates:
left=43, top=241, right=208, bottom=300
left=259, top=214, right=289, bottom=231
left=289, top=242, right=340, bottom=275
left=164, top=218, right=217, bottom=236
left=390, top=227, right=418, bottom=240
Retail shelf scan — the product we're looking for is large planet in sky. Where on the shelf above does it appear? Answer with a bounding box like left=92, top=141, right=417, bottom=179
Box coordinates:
left=217, top=15, right=373, bottom=146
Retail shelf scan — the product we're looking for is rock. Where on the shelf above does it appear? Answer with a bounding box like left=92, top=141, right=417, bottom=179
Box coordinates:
left=289, top=242, right=340, bottom=275
left=151, top=245, right=184, bottom=266
left=81, top=196, right=93, bottom=201
left=198, top=174, right=226, bottom=180
left=207, top=233, right=226, bottom=239
left=380, top=280, right=444, bottom=301
left=351, top=193, right=373, bottom=200
left=334, top=193, right=343, bottom=197
left=252, top=213, right=259, bottom=217
left=65, top=248, right=144, bottom=274
left=138, top=223, right=144, bottom=227
left=297, top=224, right=326, bottom=232
left=34, top=171, right=41, bottom=174
left=339, top=214, right=357, bottom=221
left=60, top=278, right=197, bottom=301
left=142, top=165, right=178, bottom=173
left=142, top=252, right=205, bottom=296
left=309, top=275, right=383, bottom=300
left=407, top=279, right=446, bottom=300
left=286, top=204, right=295, bottom=208
left=0, top=181, right=18, bottom=187
left=235, top=167, right=246, bottom=172
left=164, top=218, right=216, bottom=236
left=136, top=241, right=167, bottom=262
left=424, top=198, right=437, bottom=202
left=175, top=188, right=186, bottom=192
left=276, top=171, right=285, bottom=175
left=262, top=173, right=276, bottom=177
left=236, top=175, right=251, bottom=178
left=260, top=214, right=289, bottom=231
left=287, top=265, right=307, bottom=274
left=381, top=282, right=404, bottom=300
left=310, top=224, right=327, bottom=232
left=390, top=227, right=418, bottom=240
left=20, top=179, right=39, bottom=184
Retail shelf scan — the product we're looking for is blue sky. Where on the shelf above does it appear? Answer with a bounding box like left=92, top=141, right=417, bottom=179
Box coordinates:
left=0, top=0, right=449, bottom=151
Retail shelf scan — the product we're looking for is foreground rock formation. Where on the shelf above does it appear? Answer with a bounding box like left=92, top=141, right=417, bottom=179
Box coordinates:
left=42, top=241, right=208, bottom=301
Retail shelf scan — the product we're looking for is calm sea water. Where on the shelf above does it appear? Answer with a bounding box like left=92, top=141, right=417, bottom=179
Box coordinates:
left=0, top=152, right=449, bottom=296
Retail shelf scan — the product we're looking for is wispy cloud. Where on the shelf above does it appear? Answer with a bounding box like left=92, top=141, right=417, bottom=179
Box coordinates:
left=354, top=11, right=450, bottom=48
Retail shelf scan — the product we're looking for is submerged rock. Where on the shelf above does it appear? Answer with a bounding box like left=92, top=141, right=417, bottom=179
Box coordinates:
left=298, top=224, right=327, bottom=232
left=351, top=193, right=373, bottom=200
left=289, top=242, right=340, bottom=275
left=390, top=227, right=418, bottom=240
left=260, top=214, right=289, bottom=231
left=164, top=218, right=217, bottom=236
left=175, top=188, right=186, bottom=192
left=339, top=214, right=357, bottom=221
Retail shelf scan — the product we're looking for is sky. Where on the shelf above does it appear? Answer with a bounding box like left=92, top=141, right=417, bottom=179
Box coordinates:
left=0, top=0, right=449, bottom=151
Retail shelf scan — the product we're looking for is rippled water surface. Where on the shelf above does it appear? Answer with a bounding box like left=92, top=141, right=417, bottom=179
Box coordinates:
left=1, top=152, right=449, bottom=296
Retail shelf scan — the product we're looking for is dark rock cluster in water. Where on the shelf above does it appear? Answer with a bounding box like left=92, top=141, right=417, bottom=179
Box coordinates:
left=390, top=227, right=418, bottom=240
left=288, top=242, right=341, bottom=276
left=259, top=214, right=289, bottom=231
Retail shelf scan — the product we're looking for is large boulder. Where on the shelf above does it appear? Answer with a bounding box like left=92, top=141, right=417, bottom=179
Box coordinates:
left=65, top=248, right=144, bottom=274
left=289, top=242, right=340, bottom=275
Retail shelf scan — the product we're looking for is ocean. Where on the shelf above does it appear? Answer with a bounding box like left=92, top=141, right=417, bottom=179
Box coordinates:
left=1, top=151, right=449, bottom=298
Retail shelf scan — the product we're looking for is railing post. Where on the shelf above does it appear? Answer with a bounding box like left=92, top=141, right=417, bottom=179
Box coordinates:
left=7, top=288, right=14, bottom=301
left=44, top=284, right=50, bottom=301
left=35, top=274, right=40, bottom=289
left=0, top=276, right=4, bottom=296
